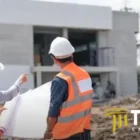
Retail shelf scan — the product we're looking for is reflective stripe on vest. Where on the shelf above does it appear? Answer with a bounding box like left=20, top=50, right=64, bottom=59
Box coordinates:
left=58, top=108, right=91, bottom=123
left=62, top=93, right=92, bottom=108
left=61, top=71, right=93, bottom=108
left=57, top=71, right=92, bottom=123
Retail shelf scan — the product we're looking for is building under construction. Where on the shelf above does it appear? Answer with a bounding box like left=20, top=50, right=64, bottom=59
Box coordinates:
left=0, top=0, right=139, bottom=96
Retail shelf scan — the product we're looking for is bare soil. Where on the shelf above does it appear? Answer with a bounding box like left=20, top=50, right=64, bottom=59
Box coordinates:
left=91, top=95, right=140, bottom=140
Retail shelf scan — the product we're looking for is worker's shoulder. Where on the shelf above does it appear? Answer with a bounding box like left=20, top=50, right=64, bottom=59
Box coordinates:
left=78, top=66, right=90, bottom=76
left=52, top=76, right=68, bottom=87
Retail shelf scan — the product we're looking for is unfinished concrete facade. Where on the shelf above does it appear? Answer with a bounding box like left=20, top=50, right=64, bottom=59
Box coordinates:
left=98, top=11, right=138, bottom=96
left=0, top=0, right=138, bottom=96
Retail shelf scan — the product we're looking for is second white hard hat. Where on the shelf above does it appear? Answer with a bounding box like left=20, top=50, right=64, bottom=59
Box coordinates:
left=49, top=37, right=75, bottom=59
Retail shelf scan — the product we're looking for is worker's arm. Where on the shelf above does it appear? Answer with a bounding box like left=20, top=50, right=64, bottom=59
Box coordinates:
left=44, top=77, right=68, bottom=139
left=0, top=74, right=27, bottom=102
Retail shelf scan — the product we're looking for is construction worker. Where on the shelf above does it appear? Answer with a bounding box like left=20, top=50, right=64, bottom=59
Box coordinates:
left=106, top=81, right=116, bottom=98
left=0, top=63, right=27, bottom=114
left=44, top=37, right=93, bottom=140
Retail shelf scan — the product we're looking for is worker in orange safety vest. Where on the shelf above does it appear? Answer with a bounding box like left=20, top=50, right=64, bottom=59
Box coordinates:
left=44, top=37, right=93, bottom=140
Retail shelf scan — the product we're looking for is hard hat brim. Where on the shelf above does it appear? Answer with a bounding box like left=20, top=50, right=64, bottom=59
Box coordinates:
left=55, top=54, right=73, bottom=59
left=49, top=47, right=75, bottom=59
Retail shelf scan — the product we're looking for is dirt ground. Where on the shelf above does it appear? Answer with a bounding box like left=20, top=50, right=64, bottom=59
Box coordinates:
left=91, top=95, right=140, bottom=140
left=1, top=95, right=140, bottom=140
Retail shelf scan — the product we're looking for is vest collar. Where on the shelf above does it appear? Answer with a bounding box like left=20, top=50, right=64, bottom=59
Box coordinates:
left=61, top=62, right=75, bottom=72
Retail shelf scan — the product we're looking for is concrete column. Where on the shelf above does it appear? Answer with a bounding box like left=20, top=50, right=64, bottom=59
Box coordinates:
left=97, top=31, right=110, bottom=66
left=0, top=24, right=34, bottom=65
left=36, top=64, right=42, bottom=87
left=116, top=71, right=120, bottom=96
left=36, top=71, right=42, bottom=87
left=62, top=28, right=68, bottom=38
left=100, top=73, right=109, bottom=91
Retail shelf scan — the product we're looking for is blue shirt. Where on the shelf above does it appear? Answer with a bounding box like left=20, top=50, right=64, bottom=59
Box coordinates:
left=48, top=76, right=68, bottom=117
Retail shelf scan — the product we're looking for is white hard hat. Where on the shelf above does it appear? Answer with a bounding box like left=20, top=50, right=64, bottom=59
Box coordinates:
left=0, top=63, right=4, bottom=71
left=49, top=37, right=75, bottom=59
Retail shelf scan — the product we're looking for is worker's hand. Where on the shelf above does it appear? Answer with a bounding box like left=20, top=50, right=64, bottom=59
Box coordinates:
left=18, top=74, right=28, bottom=84
left=0, top=108, right=6, bottom=115
left=44, top=130, right=53, bottom=140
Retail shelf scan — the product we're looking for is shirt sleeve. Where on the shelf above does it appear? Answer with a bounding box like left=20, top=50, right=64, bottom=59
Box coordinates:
left=0, top=80, right=22, bottom=102
left=48, top=77, right=68, bottom=118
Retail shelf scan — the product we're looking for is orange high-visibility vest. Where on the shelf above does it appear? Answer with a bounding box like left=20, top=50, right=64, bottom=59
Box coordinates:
left=53, top=62, right=93, bottom=139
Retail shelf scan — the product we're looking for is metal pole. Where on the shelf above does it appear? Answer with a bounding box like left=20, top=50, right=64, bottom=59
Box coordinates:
left=116, top=71, right=120, bottom=96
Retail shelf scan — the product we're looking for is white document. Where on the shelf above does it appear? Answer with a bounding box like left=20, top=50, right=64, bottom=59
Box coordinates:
left=0, top=81, right=51, bottom=139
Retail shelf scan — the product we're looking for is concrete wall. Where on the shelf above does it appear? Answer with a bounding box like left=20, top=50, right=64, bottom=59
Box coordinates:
left=97, top=11, right=138, bottom=96
left=111, top=11, right=138, bottom=95
left=108, top=30, right=138, bottom=96
left=0, top=24, right=34, bottom=65
left=0, top=0, right=112, bottom=30
left=113, top=11, right=139, bottom=33
left=0, top=65, right=34, bottom=91
left=0, top=24, right=34, bottom=90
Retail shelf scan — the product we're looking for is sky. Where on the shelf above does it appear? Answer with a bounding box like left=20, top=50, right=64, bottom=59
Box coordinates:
left=40, top=0, right=140, bottom=41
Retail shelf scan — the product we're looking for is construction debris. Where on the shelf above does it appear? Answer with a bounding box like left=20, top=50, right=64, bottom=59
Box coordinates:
left=91, top=95, right=140, bottom=140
